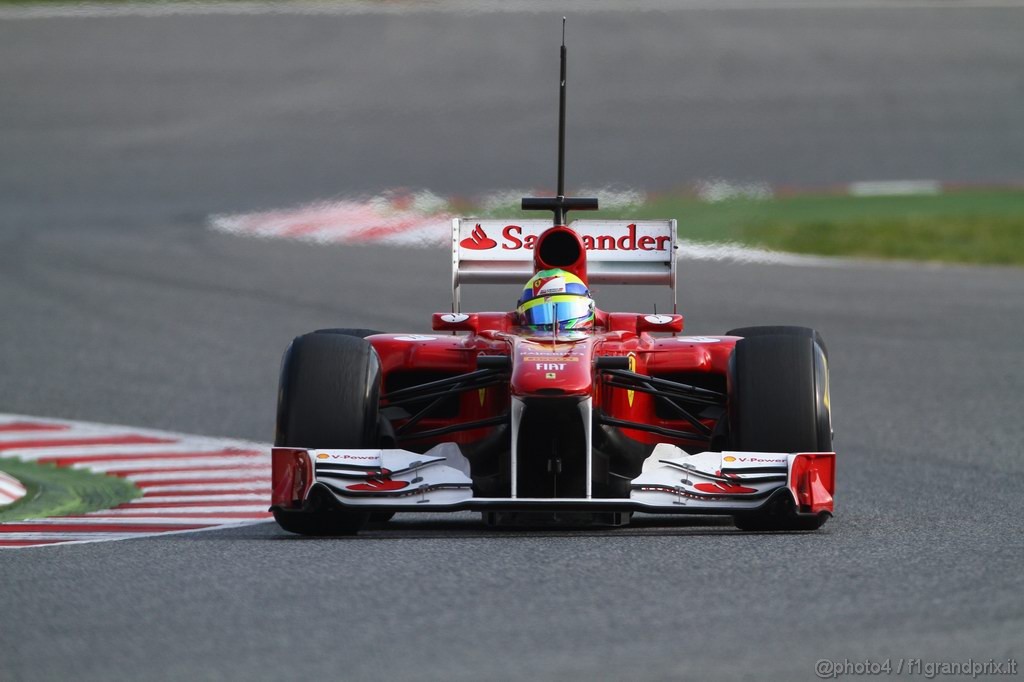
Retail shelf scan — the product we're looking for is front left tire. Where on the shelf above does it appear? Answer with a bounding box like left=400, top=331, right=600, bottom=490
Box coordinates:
left=273, top=332, right=382, bottom=536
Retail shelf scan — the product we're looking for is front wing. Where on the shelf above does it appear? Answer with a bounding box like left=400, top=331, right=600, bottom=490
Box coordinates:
left=271, top=443, right=835, bottom=517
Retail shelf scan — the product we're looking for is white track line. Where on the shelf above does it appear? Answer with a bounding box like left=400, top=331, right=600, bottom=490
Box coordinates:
left=78, top=457, right=269, bottom=473
left=117, top=493, right=268, bottom=504
left=0, top=533, right=145, bottom=541
left=848, top=180, right=942, bottom=196
left=126, top=469, right=272, bottom=483
left=0, top=521, right=271, bottom=549
left=139, top=482, right=270, bottom=493
left=677, top=239, right=844, bottom=267
left=22, top=512, right=262, bottom=522
left=85, top=505, right=272, bottom=515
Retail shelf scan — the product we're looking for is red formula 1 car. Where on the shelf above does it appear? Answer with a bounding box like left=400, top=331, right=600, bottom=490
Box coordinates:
left=270, top=212, right=835, bottom=534
left=270, top=32, right=835, bottom=535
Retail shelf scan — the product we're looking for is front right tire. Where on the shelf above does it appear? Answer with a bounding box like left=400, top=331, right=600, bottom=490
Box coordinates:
left=726, top=331, right=832, bottom=531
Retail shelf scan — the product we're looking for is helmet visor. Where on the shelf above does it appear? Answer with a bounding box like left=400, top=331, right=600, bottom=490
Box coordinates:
left=519, top=295, right=594, bottom=330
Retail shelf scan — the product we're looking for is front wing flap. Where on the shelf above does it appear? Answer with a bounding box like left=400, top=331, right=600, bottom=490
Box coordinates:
left=271, top=444, right=834, bottom=516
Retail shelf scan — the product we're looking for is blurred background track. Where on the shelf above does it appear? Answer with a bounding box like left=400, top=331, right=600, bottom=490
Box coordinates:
left=1, top=4, right=1022, bottom=681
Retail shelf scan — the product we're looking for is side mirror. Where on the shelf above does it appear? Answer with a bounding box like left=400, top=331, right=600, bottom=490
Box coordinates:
left=432, top=312, right=478, bottom=332
left=636, top=314, right=684, bottom=333
left=607, top=313, right=685, bottom=334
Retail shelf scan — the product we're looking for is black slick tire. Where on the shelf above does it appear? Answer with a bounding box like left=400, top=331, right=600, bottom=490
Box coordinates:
left=273, top=332, right=382, bottom=535
left=311, top=329, right=394, bottom=523
left=727, top=333, right=832, bottom=531
left=725, top=325, right=829, bottom=360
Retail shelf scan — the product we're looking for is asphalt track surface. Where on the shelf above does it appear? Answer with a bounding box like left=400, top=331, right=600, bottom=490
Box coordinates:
left=2, top=4, right=1023, bottom=681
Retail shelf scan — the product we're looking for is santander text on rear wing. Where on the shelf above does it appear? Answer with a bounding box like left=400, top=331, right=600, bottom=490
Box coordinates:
left=452, top=218, right=678, bottom=311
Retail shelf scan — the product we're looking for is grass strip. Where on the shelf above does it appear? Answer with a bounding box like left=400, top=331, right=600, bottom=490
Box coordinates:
left=0, top=457, right=141, bottom=523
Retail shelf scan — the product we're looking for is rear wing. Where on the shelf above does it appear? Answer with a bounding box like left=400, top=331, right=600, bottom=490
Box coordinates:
left=452, top=218, right=677, bottom=311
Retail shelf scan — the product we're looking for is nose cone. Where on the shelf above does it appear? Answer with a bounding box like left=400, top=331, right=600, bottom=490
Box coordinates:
left=511, top=336, right=594, bottom=397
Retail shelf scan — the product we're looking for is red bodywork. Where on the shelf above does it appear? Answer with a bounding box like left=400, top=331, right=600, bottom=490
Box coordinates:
left=270, top=223, right=835, bottom=521
left=354, top=225, right=737, bottom=500
left=372, top=320, right=735, bottom=449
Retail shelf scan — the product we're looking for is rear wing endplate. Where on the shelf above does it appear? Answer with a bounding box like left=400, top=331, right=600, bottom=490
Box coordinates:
left=452, top=218, right=677, bottom=311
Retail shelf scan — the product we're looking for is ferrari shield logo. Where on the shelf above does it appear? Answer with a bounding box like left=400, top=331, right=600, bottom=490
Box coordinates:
left=627, top=354, right=637, bottom=407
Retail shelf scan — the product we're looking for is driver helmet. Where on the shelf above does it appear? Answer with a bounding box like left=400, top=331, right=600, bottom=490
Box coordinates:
left=516, top=268, right=595, bottom=331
